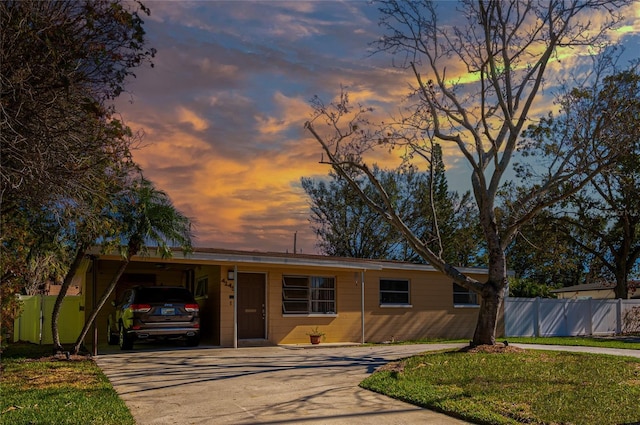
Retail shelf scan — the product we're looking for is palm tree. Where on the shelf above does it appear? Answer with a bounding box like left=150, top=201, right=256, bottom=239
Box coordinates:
left=71, top=177, right=193, bottom=354
left=51, top=163, right=136, bottom=353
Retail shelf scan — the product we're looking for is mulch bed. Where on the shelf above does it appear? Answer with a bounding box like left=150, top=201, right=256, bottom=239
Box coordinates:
left=23, top=353, right=92, bottom=363
left=460, top=343, right=526, bottom=354
left=375, top=343, right=526, bottom=374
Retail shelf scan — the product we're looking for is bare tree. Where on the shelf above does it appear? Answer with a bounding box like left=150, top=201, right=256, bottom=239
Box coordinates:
left=306, top=0, right=632, bottom=345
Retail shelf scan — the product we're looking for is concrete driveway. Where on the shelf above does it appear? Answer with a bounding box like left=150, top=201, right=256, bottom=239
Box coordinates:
left=95, top=343, right=470, bottom=425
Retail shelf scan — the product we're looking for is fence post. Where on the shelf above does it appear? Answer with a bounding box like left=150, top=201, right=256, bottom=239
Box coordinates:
left=616, top=298, right=622, bottom=334
left=587, top=298, right=593, bottom=336
left=39, top=294, right=44, bottom=345
left=534, top=297, right=540, bottom=337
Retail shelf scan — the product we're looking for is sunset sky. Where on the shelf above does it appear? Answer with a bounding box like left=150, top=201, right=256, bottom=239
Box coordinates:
left=115, top=1, right=640, bottom=255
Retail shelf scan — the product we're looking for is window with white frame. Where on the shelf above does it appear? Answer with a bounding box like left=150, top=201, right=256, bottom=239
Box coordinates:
left=379, top=279, right=410, bottom=305
left=453, top=283, right=479, bottom=306
left=282, top=275, right=336, bottom=314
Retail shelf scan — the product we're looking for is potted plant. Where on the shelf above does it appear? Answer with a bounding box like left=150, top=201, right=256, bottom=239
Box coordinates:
left=306, top=327, right=325, bottom=345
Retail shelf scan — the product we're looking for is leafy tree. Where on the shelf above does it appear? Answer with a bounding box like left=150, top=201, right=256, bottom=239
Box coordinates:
left=0, top=206, right=70, bottom=338
left=1, top=0, right=154, bottom=213
left=0, top=211, right=33, bottom=338
left=523, top=69, right=640, bottom=298
left=71, top=177, right=193, bottom=354
left=508, top=277, right=557, bottom=298
left=302, top=171, right=401, bottom=259
left=305, top=0, right=632, bottom=345
left=403, top=144, right=484, bottom=266
left=1, top=0, right=154, bottom=336
left=303, top=144, right=483, bottom=264
left=505, top=210, right=593, bottom=288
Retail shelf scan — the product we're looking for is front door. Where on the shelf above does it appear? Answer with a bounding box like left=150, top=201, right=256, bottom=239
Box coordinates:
left=237, top=272, right=266, bottom=339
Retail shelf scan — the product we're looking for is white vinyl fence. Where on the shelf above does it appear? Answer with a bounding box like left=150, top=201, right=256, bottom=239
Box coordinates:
left=504, top=297, right=640, bottom=337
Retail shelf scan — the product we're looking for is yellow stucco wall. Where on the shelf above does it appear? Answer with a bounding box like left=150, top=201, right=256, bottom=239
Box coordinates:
left=194, top=265, right=221, bottom=344
left=219, top=268, right=236, bottom=347
left=362, top=269, right=483, bottom=342
left=271, top=269, right=363, bottom=344
left=216, top=265, right=486, bottom=346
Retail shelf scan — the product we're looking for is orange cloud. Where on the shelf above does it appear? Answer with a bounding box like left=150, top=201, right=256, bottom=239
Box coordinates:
left=176, top=106, right=209, bottom=132
left=116, top=1, right=640, bottom=254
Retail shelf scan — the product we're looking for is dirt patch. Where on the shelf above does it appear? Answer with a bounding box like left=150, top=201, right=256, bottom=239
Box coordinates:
left=375, top=343, right=525, bottom=373
left=17, top=365, right=99, bottom=390
left=30, top=352, right=92, bottom=362
left=460, top=343, right=526, bottom=354
left=376, top=360, right=405, bottom=373
left=6, top=354, right=99, bottom=390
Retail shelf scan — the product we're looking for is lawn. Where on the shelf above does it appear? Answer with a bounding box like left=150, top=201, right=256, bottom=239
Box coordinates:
left=3, top=339, right=640, bottom=425
left=360, top=345, right=640, bottom=425
left=1, top=343, right=134, bottom=425
left=506, top=335, right=640, bottom=350
left=394, top=335, right=640, bottom=350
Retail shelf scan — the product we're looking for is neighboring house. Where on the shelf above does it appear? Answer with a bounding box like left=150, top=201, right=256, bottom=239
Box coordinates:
left=75, top=247, right=492, bottom=348
left=551, top=281, right=640, bottom=300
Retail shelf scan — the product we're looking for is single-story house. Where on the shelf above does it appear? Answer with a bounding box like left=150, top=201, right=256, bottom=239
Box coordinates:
left=551, top=281, right=640, bottom=300
left=74, top=247, right=495, bottom=349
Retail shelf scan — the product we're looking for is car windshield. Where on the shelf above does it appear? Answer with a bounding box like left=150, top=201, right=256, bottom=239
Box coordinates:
left=137, top=287, right=194, bottom=303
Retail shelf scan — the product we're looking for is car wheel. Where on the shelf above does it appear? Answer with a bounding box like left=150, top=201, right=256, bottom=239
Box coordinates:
left=107, top=321, right=118, bottom=345
left=119, top=324, right=133, bottom=350
left=185, top=335, right=200, bottom=347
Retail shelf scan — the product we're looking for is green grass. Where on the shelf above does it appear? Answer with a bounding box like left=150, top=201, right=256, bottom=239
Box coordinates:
left=383, top=335, right=640, bottom=350
left=1, top=343, right=134, bottom=425
left=361, top=348, right=640, bottom=425
left=505, top=335, right=640, bottom=350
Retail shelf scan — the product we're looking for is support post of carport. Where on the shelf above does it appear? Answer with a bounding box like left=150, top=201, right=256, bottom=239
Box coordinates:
left=361, top=270, right=365, bottom=344
left=92, top=256, right=98, bottom=356
left=233, top=265, right=238, bottom=349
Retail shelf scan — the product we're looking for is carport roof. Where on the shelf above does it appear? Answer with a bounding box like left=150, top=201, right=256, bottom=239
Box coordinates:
left=89, top=247, right=489, bottom=274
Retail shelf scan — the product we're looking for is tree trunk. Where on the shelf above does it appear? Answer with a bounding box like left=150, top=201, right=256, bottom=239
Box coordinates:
left=472, top=281, right=504, bottom=346
left=51, top=245, right=88, bottom=353
left=72, top=259, right=129, bottom=355
left=614, top=270, right=628, bottom=299
left=613, top=234, right=632, bottom=299
left=472, top=203, right=507, bottom=346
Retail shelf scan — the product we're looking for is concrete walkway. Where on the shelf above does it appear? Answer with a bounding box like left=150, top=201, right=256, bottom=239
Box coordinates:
left=95, top=342, right=640, bottom=425
left=510, top=343, right=640, bottom=358
left=95, top=343, right=470, bottom=425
